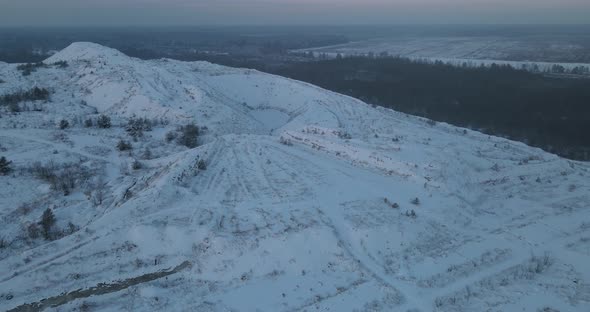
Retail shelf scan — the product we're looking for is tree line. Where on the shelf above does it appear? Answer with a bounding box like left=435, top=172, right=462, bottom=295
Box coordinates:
left=273, top=56, right=590, bottom=160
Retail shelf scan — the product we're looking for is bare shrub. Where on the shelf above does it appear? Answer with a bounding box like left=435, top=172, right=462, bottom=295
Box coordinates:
left=27, top=223, right=41, bottom=239
left=117, top=139, right=132, bottom=151
left=530, top=253, right=552, bottom=274
left=59, top=119, right=70, bottom=129
left=165, top=130, right=177, bottom=142
left=126, top=117, right=152, bottom=138
left=0, top=87, right=50, bottom=105
left=491, top=163, right=500, bottom=172
left=279, top=136, right=293, bottom=146
left=40, top=208, right=56, bottom=240
left=92, top=174, right=107, bottom=206
left=28, top=161, right=92, bottom=195
left=142, top=148, right=152, bottom=160
left=65, top=222, right=79, bottom=235
left=96, top=114, right=111, bottom=128
left=0, top=156, right=12, bottom=175
left=177, top=123, right=200, bottom=148
left=384, top=197, right=399, bottom=208
left=338, top=131, right=352, bottom=140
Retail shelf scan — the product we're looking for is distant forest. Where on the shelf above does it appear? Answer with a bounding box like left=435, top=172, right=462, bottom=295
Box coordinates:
left=272, top=57, right=590, bottom=161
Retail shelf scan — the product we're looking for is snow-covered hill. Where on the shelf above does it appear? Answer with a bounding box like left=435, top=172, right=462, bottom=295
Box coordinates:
left=1, top=42, right=589, bottom=312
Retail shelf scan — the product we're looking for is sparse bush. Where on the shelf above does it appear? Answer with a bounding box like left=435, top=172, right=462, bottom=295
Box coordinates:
left=53, top=60, right=68, bottom=68
left=0, top=237, right=7, bottom=249
left=40, top=208, right=56, bottom=240
left=197, top=159, right=207, bottom=170
left=30, top=160, right=58, bottom=181
left=142, top=147, right=152, bottom=160
left=0, top=87, right=50, bottom=107
left=530, top=253, right=552, bottom=274
left=435, top=297, right=444, bottom=308
left=126, top=117, right=152, bottom=138
left=177, top=123, right=199, bottom=148
left=411, top=197, right=420, bottom=205
left=117, top=139, right=132, bottom=151
left=92, top=174, right=107, bottom=206
left=165, top=130, right=177, bottom=142
left=132, top=159, right=143, bottom=170
left=384, top=197, right=399, bottom=209
left=16, top=62, right=47, bottom=75
left=66, top=222, right=79, bottom=234
left=57, top=166, right=77, bottom=195
left=79, top=302, right=92, bottom=312
left=338, top=131, right=352, bottom=140
left=280, top=136, right=293, bottom=146
left=8, top=102, right=20, bottom=112
left=96, top=114, right=111, bottom=128
left=120, top=161, right=130, bottom=176
left=29, top=161, right=91, bottom=195
left=52, top=131, right=71, bottom=144
left=84, top=118, right=93, bottom=128
left=27, top=223, right=41, bottom=239
left=0, top=156, right=12, bottom=175
left=59, top=119, right=70, bottom=129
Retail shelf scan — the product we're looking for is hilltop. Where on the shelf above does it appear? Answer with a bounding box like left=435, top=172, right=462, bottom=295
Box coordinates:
left=0, top=43, right=589, bottom=312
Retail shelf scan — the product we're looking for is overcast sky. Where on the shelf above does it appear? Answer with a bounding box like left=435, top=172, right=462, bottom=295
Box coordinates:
left=0, top=0, right=588, bottom=27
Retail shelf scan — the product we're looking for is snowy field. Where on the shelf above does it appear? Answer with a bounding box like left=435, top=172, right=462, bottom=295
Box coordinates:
left=0, top=43, right=589, bottom=312
left=296, top=36, right=590, bottom=74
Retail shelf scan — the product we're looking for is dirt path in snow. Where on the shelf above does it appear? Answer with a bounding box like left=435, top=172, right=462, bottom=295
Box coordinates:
left=7, top=261, right=192, bottom=312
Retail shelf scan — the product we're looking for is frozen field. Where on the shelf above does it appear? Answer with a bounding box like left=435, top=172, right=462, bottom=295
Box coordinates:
left=297, top=36, right=590, bottom=74
left=0, top=43, right=589, bottom=311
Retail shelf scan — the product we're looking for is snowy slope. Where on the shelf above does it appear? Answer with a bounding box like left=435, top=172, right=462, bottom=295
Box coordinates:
left=1, top=43, right=589, bottom=312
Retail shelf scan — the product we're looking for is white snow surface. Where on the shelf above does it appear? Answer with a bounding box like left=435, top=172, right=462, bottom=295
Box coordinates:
left=295, top=37, right=590, bottom=74
left=0, top=42, right=589, bottom=312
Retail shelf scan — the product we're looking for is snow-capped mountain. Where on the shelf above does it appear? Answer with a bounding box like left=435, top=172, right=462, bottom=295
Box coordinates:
left=0, top=43, right=589, bottom=312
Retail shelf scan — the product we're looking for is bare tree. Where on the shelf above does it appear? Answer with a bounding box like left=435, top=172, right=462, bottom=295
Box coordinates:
left=40, top=208, right=56, bottom=240
left=92, top=174, right=107, bottom=206
left=0, top=156, right=12, bottom=175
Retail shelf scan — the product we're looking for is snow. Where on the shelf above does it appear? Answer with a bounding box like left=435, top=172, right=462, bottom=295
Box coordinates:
left=296, top=37, right=590, bottom=74
left=1, top=43, right=589, bottom=312
left=249, top=109, right=290, bottom=133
